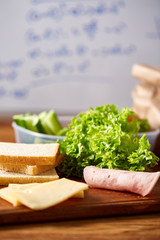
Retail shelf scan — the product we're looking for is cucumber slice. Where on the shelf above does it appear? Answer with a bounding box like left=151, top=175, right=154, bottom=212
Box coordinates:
left=32, top=114, right=47, bottom=133
left=13, top=110, right=63, bottom=135
left=57, top=127, right=68, bottom=136
left=23, top=115, right=39, bottom=132
left=13, top=114, right=28, bottom=128
left=43, top=110, right=62, bottom=135
left=39, top=111, right=54, bottom=135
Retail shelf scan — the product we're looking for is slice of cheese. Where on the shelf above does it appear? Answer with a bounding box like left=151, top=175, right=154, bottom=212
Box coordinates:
left=9, top=183, right=84, bottom=198
left=73, top=190, right=84, bottom=198
left=9, top=178, right=88, bottom=210
left=0, top=183, right=39, bottom=206
left=9, top=183, right=39, bottom=190
left=0, top=187, right=21, bottom=206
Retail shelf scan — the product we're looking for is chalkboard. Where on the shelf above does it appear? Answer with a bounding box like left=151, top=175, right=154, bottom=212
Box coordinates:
left=0, top=0, right=160, bottom=118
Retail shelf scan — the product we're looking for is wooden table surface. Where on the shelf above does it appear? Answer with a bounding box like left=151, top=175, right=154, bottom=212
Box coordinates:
left=0, top=121, right=160, bottom=240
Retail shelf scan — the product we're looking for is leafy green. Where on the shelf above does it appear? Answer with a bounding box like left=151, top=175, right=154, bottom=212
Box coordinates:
left=57, top=104, right=159, bottom=178
left=13, top=110, right=64, bottom=136
left=138, top=119, right=151, bottom=132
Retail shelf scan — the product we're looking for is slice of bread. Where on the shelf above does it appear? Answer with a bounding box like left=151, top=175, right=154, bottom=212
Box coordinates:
left=0, top=142, right=60, bottom=165
left=0, top=168, right=59, bottom=185
left=132, top=90, right=152, bottom=107
left=0, top=154, right=64, bottom=176
left=147, top=104, right=160, bottom=129
left=132, top=82, right=156, bottom=98
left=133, top=104, right=149, bottom=119
left=155, top=87, right=160, bottom=102
left=0, top=163, right=54, bottom=176
left=132, top=64, right=160, bottom=85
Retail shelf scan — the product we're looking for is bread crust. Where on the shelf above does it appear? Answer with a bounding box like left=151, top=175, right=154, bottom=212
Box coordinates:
left=0, top=143, right=60, bottom=165
left=0, top=168, right=59, bottom=185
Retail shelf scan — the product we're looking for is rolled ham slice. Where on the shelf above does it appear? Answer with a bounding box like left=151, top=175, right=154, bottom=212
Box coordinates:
left=83, top=166, right=160, bottom=196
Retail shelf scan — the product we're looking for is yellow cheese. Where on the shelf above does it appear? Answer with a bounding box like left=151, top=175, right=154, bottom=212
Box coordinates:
left=0, top=187, right=21, bottom=206
left=0, top=183, right=39, bottom=206
left=9, top=183, right=39, bottom=190
left=9, top=178, right=88, bottom=210
left=73, top=190, right=84, bottom=198
left=9, top=183, right=84, bottom=198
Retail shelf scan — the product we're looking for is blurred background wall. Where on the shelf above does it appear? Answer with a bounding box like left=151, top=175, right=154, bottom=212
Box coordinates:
left=0, top=0, right=160, bottom=119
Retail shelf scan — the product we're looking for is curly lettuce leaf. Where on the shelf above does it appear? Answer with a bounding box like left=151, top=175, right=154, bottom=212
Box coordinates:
left=58, top=104, right=159, bottom=178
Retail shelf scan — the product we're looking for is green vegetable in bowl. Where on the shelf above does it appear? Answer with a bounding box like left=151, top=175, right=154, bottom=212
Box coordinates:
left=13, top=110, right=68, bottom=136
left=58, top=104, right=159, bottom=178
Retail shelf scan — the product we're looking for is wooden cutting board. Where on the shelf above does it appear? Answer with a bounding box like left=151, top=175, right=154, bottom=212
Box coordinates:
left=0, top=179, right=160, bottom=225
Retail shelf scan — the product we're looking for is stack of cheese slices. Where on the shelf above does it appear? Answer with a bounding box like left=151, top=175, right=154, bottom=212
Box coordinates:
left=0, top=142, right=63, bottom=185
left=132, top=64, right=160, bottom=129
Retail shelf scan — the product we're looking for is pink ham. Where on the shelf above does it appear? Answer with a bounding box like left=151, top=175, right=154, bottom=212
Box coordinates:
left=83, top=166, right=160, bottom=196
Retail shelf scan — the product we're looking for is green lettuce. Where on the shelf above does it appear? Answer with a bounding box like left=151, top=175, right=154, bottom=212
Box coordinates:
left=58, top=104, right=159, bottom=178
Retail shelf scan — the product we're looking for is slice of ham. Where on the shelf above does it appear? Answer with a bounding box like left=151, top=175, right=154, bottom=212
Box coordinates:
left=83, top=166, right=160, bottom=196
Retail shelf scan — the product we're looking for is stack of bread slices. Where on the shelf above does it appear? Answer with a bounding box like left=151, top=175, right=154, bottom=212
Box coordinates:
left=0, top=142, right=63, bottom=185
left=131, top=64, right=160, bottom=129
